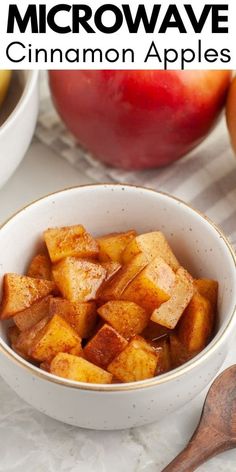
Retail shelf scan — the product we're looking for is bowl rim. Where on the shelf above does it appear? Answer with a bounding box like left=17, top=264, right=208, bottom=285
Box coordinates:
left=0, top=70, right=39, bottom=137
left=0, top=183, right=235, bottom=392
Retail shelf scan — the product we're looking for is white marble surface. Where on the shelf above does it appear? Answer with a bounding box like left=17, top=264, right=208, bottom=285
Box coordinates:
left=0, top=140, right=236, bottom=471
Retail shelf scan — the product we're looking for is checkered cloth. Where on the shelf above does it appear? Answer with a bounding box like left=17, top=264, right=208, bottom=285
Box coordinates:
left=37, top=73, right=236, bottom=247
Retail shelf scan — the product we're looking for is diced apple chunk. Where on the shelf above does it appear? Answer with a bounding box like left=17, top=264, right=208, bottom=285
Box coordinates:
left=101, top=261, right=121, bottom=281
left=84, top=324, right=128, bottom=368
left=52, top=257, right=106, bottom=303
left=72, top=302, right=97, bottom=338
left=44, top=225, right=99, bottom=263
left=97, top=230, right=136, bottom=263
left=13, top=295, right=51, bottom=331
left=14, top=316, right=50, bottom=359
left=69, top=343, right=84, bottom=357
left=30, top=314, right=80, bottom=361
left=0, top=274, right=56, bottom=319
left=178, top=293, right=214, bottom=353
left=122, top=257, right=175, bottom=313
left=122, top=231, right=180, bottom=271
left=49, top=297, right=97, bottom=338
left=194, top=279, right=218, bottom=311
left=27, top=253, right=52, bottom=280
left=107, top=336, right=157, bottom=382
left=100, top=253, right=149, bottom=301
left=151, top=267, right=194, bottom=329
left=98, top=300, right=149, bottom=339
left=49, top=297, right=75, bottom=320
left=50, top=353, right=112, bottom=384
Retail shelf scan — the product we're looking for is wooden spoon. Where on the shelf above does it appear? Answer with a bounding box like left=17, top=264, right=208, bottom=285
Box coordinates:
left=162, top=365, right=236, bottom=471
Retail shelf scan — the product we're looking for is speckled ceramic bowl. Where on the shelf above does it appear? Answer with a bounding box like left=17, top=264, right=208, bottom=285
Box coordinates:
left=0, top=70, right=39, bottom=188
left=0, top=184, right=235, bottom=430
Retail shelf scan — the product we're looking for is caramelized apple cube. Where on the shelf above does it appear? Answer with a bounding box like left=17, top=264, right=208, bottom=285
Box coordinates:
left=122, top=257, right=175, bottom=313
left=15, top=316, right=50, bottom=359
left=73, top=302, right=97, bottom=338
left=84, top=323, right=128, bottom=368
left=69, top=342, right=84, bottom=357
left=52, top=257, right=106, bottom=303
left=98, top=300, right=149, bottom=339
left=13, top=295, right=51, bottom=331
left=100, top=253, right=149, bottom=301
left=151, top=267, right=194, bottom=329
left=0, top=274, right=56, bottom=319
left=178, top=293, right=214, bottom=353
left=49, top=297, right=97, bottom=338
left=49, top=297, right=75, bottom=319
left=122, top=231, right=180, bottom=271
left=194, top=279, right=218, bottom=311
left=97, top=230, right=136, bottom=263
left=27, top=253, right=52, bottom=280
left=44, top=225, right=99, bottom=263
left=30, top=314, right=80, bottom=361
left=50, top=353, right=112, bottom=384
left=101, top=261, right=121, bottom=281
left=107, top=336, right=157, bottom=382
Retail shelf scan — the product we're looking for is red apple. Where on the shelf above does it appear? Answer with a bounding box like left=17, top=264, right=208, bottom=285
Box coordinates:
left=49, top=70, right=231, bottom=170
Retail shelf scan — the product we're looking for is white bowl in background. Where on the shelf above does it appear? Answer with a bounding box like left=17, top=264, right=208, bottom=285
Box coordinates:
left=0, top=184, right=235, bottom=430
left=0, top=70, right=39, bottom=188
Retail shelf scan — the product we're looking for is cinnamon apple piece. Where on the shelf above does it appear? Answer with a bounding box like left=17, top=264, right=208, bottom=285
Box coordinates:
left=97, top=230, right=136, bottom=263
left=108, top=336, right=158, bottom=382
left=50, top=353, right=112, bottom=384
left=100, top=253, right=149, bottom=301
left=52, top=257, right=106, bottom=303
left=178, top=293, right=214, bottom=353
left=49, top=297, right=97, bottom=338
left=14, top=295, right=51, bottom=331
left=44, top=225, right=99, bottom=262
left=30, top=314, right=80, bottom=362
left=122, top=231, right=180, bottom=271
left=0, top=274, right=56, bottom=319
left=121, top=257, right=175, bottom=313
left=151, top=267, right=194, bottom=329
left=98, top=300, right=149, bottom=339
left=27, top=253, right=52, bottom=280
left=84, top=324, right=128, bottom=368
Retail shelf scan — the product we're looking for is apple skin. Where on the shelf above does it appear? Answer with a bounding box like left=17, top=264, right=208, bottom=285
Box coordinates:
left=49, top=70, right=231, bottom=170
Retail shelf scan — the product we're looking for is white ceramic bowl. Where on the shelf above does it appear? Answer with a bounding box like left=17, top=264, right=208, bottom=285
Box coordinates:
left=0, top=70, right=39, bottom=188
left=0, top=184, right=235, bottom=430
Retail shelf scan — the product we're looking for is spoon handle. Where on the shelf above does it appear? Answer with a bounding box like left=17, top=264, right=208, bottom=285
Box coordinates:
left=162, top=423, right=234, bottom=472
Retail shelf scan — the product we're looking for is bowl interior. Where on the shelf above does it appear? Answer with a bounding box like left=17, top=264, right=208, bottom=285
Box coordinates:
left=0, top=185, right=235, bottom=374
left=0, top=71, right=29, bottom=127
